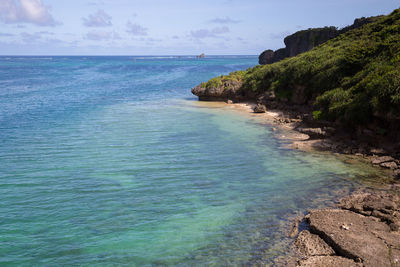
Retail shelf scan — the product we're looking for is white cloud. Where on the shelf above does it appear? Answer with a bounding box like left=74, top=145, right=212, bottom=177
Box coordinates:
left=126, top=21, right=147, bottom=36
left=209, top=17, right=240, bottom=24
left=86, top=30, right=120, bottom=41
left=190, top=26, right=230, bottom=39
left=0, top=0, right=56, bottom=26
left=83, top=9, right=112, bottom=27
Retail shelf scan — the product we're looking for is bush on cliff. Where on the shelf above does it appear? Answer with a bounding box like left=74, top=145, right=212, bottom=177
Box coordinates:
left=196, top=8, right=400, bottom=127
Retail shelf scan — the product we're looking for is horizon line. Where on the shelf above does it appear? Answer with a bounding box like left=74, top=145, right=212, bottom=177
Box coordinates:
left=0, top=54, right=258, bottom=57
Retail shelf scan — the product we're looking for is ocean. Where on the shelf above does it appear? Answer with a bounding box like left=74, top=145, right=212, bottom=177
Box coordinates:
left=0, top=56, right=376, bottom=265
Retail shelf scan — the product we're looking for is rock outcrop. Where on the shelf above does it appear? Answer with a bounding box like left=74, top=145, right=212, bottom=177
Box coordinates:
left=258, top=17, right=378, bottom=65
left=293, top=190, right=400, bottom=266
left=253, top=103, right=266, bottom=113
left=191, top=79, right=243, bottom=101
left=284, top=27, right=338, bottom=58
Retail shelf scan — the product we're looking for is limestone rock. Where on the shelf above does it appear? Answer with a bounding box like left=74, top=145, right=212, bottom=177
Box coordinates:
left=380, top=161, right=398, bottom=169
left=372, top=156, right=395, bottom=165
left=307, top=209, right=400, bottom=266
left=294, top=230, right=335, bottom=256
left=258, top=49, right=275, bottom=65
left=284, top=27, right=338, bottom=58
left=191, top=79, right=242, bottom=101
left=338, top=191, right=399, bottom=215
left=297, top=256, right=362, bottom=267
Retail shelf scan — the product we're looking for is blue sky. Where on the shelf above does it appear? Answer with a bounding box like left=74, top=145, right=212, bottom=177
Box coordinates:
left=0, top=0, right=398, bottom=55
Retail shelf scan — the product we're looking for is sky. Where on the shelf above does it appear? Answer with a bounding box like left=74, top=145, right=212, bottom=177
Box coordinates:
left=0, top=0, right=398, bottom=55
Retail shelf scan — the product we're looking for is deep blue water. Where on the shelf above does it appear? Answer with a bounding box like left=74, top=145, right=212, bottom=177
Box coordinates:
left=0, top=56, right=375, bottom=266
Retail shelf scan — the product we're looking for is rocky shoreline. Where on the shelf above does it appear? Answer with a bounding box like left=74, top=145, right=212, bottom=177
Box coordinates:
left=289, top=187, right=400, bottom=266
left=191, top=98, right=400, bottom=266
left=206, top=99, right=400, bottom=181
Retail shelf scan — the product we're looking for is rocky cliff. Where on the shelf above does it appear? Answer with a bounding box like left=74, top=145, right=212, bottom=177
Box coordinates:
left=192, top=8, right=400, bottom=132
left=259, top=17, right=378, bottom=65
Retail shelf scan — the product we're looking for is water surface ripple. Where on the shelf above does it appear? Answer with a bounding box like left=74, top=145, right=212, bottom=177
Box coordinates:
left=0, top=56, right=373, bottom=265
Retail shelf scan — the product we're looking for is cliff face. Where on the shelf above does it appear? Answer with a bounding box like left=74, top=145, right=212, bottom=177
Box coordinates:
left=284, top=27, right=338, bottom=57
left=259, top=17, right=378, bottom=65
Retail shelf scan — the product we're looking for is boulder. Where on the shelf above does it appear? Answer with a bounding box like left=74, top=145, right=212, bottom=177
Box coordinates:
left=258, top=49, right=275, bottom=65
left=253, top=104, right=266, bottom=113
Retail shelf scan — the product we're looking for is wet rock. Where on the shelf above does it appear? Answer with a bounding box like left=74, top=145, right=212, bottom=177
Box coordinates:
left=226, top=99, right=233, bottom=104
left=372, top=156, right=395, bottom=165
left=289, top=218, right=301, bottom=238
left=253, top=104, right=266, bottom=113
left=294, top=230, right=335, bottom=256
left=297, top=255, right=362, bottom=267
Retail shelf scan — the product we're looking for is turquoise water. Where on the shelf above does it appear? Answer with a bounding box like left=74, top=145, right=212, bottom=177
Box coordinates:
left=0, top=56, right=373, bottom=265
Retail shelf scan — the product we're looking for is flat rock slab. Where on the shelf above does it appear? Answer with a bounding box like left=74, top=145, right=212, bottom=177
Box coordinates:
left=307, top=209, right=399, bottom=266
left=372, top=156, right=395, bottom=165
left=294, top=230, right=335, bottom=256
left=297, top=255, right=362, bottom=267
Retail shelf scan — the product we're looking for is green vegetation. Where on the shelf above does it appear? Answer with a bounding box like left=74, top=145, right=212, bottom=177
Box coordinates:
left=202, top=8, right=400, bottom=127
left=201, top=70, right=246, bottom=90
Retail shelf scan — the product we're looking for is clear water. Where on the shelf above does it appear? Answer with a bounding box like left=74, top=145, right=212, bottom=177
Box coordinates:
left=0, top=56, right=375, bottom=266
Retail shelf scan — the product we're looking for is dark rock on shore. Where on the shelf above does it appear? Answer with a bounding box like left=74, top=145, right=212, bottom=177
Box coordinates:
left=253, top=103, right=266, bottom=113
left=293, top=190, right=400, bottom=266
left=258, top=49, right=275, bottom=65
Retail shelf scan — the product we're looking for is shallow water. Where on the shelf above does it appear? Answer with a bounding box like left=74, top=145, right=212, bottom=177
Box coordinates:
left=0, top=56, right=379, bottom=265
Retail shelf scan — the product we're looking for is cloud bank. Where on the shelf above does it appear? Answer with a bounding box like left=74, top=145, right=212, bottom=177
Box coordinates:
left=83, top=9, right=112, bottom=27
left=126, top=21, right=148, bottom=36
left=190, top=26, right=230, bottom=39
left=86, top=30, right=120, bottom=41
left=0, top=0, right=56, bottom=26
left=209, top=17, right=240, bottom=24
